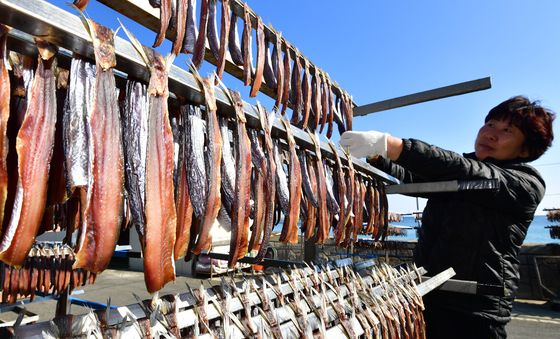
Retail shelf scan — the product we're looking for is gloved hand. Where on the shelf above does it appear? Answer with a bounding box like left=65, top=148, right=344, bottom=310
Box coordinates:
left=339, top=130, right=389, bottom=158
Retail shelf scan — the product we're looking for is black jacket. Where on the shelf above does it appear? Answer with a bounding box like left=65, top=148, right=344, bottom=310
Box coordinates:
left=374, top=139, right=545, bottom=323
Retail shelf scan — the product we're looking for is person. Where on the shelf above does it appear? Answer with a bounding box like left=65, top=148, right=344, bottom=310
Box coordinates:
left=339, top=96, right=555, bottom=339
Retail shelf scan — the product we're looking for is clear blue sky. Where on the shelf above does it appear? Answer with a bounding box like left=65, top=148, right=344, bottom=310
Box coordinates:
left=50, top=0, right=560, bottom=214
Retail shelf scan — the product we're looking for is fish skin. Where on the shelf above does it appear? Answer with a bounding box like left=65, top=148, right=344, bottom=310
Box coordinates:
left=263, top=37, right=277, bottom=90
left=273, top=141, right=290, bottom=216
left=121, top=80, right=149, bottom=245
left=192, top=0, right=209, bottom=68
left=182, top=0, right=197, bottom=54
left=185, top=105, right=206, bottom=218
left=279, top=119, right=301, bottom=244
left=309, top=133, right=328, bottom=244
left=300, top=59, right=312, bottom=129
left=63, top=57, right=95, bottom=194
left=153, top=0, right=172, bottom=48
left=73, top=0, right=90, bottom=11
left=0, top=42, right=57, bottom=267
left=73, top=22, right=123, bottom=273
left=327, top=141, right=346, bottom=245
left=241, top=3, right=253, bottom=86
left=219, top=116, right=235, bottom=216
left=247, top=169, right=265, bottom=253
left=280, top=40, right=292, bottom=116
left=191, top=76, right=222, bottom=255
left=289, top=53, right=303, bottom=125
left=324, top=161, right=340, bottom=214
left=228, top=10, right=243, bottom=65
left=171, top=0, right=188, bottom=55
left=206, top=0, right=220, bottom=60
left=299, top=151, right=318, bottom=208
left=227, top=91, right=251, bottom=267
left=215, top=0, right=230, bottom=80
left=254, top=105, right=276, bottom=261
left=272, top=32, right=284, bottom=111
left=0, top=26, right=10, bottom=234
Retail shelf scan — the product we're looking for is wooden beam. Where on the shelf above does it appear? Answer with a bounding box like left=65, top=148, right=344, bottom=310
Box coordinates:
left=354, top=77, right=492, bottom=116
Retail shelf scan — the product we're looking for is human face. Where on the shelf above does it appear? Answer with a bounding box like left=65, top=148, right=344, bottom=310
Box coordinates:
left=474, top=119, right=529, bottom=161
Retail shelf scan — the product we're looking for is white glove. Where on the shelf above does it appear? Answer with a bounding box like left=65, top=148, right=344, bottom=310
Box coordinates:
left=339, top=130, right=388, bottom=158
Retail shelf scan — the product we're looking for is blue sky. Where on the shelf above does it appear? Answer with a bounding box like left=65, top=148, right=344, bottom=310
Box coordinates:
left=49, top=0, right=560, bottom=214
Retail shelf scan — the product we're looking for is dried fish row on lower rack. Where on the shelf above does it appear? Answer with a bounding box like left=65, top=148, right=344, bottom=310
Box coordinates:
left=8, top=263, right=456, bottom=338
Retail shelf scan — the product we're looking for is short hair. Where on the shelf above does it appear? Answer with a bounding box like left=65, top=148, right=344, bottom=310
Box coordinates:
left=485, top=96, right=555, bottom=162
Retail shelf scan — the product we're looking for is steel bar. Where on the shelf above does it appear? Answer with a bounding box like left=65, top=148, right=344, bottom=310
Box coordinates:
left=416, top=267, right=456, bottom=296
left=354, top=77, right=492, bottom=116
left=0, top=0, right=397, bottom=184
left=386, top=178, right=499, bottom=195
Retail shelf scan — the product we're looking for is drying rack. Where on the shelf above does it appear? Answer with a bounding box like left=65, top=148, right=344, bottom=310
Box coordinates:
left=10, top=264, right=457, bottom=338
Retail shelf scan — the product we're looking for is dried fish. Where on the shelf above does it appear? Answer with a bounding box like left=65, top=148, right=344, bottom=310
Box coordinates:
left=206, top=0, right=220, bottom=60
left=0, top=26, right=10, bottom=233
left=324, top=161, right=340, bottom=214
left=274, top=141, right=290, bottom=216
left=300, top=58, right=312, bottom=129
left=289, top=53, right=303, bottom=125
left=153, top=0, right=171, bottom=48
left=185, top=105, right=207, bottom=218
left=279, top=119, right=302, bottom=244
left=280, top=40, right=292, bottom=116
left=272, top=32, right=284, bottom=110
left=227, top=90, right=251, bottom=267
left=219, top=117, right=235, bottom=216
left=263, top=37, right=277, bottom=90
left=250, top=16, right=265, bottom=97
left=299, top=151, right=318, bottom=208
left=73, top=0, right=90, bottom=11
left=215, top=0, right=230, bottom=80
left=310, top=69, right=322, bottom=131
left=241, top=3, right=253, bottom=86
left=327, top=141, right=346, bottom=245
left=121, top=79, right=148, bottom=245
left=254, top=104, right=277, bottom=261
left=174, top=106, right=194, bottom=260
left=0, top=41, right=58, bottom=267
left=191, top=75, right=222, bottom=254
left=73, top=21, right=124, bottom=273
left=171, top=0, right=188, bottom=55
left=192, top=0, right=209, bottom=68
left=309, top=132, right=329, bottom=244
left=228, top=9, right=243, bottom=65
left=182, top=0, right=197, bottom=54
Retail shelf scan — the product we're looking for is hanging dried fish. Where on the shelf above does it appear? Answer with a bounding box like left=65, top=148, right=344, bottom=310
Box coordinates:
left=303, top=157, right=318, bottom=240
left=324, top=75, right=335, bottom=139
left=300, top=58, right=312, bottom=129
left=310, top=69, right=322, bottom=131
left=328, top=141, right=346, bottom=245
left=364, top=180, right=376, bottom=235
left=309, top=132, right=329, bottom=244
left=73, top=0, right=90, bottom=11
left=182, top=0, right=197, bottom=54
left=299, top=151, right=318, bottom=209
left=272, top=32, right=284, bottom=111
left=324, top=161, right=340, bottom=214
left=273, top=141, right=290, bottom=217
left=247, top=129, right=266, bottom=252
left=352, top=176, right=365, bottom=241
left=174, top=106, right=194, bottom=260
left=185, top=105, right=207, bottom=218
left=225, top=90, right=251, bottom=267
left=219, top=117, right=235, bottom=216
left=215, top=0, right=230, bottom=80
left=263, top=37, right=277, bottom=90
left=121, top=80, right=148, bottom=247
left=289, top=52, right=303, bottom=125
left=0, top=41, right=58, bottom=267
left=0, top=26, right=10, bottom=234
left=206, top=0, right=220, bottom=60
left=279, top=119, right=301, bottom=244
left=250, top=16, right=265, bottom=97
left=73, top=21, right=124, bottom=273
left=191, top=74, right=222, bottom=255
left=254, top=104, right=277, bottom=261
left=171, top=0, right=188, bottom=55
left=192, top=0, right=208, bottom=68
left=228, top=10, right=243, bottom=65
left=280, top=40, right=292, bottom=116
left=153, top=0, right=171, bottom=48
left=343, top=91, right=353, bottom=131
left=319, top=72, right=329, bottom=133
left=241, top=3, right=253, bottom=86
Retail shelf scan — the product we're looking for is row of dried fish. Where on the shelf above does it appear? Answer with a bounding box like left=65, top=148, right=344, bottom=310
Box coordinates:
left=0, top=243, right=95, bottom=304
left=142, top=0, right=353, bottom=137
left=17, top=263, right=426, bottom=339
left=0, top=20, right=389, bottom=294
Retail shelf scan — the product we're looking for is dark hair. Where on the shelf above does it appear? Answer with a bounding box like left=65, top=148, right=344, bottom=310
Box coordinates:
left=485, top=96, right=555, bottom=161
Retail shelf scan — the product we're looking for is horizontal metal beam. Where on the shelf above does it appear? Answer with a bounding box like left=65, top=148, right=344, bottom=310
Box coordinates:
left=0, top=0, right=397, bottom=184
left=354, top=77, right=492, bottom=116
left=385, top=179, right=499, bottom=195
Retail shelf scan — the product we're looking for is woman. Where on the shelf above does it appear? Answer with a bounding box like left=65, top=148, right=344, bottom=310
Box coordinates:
left=340, top=96, right=555, bottom=339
